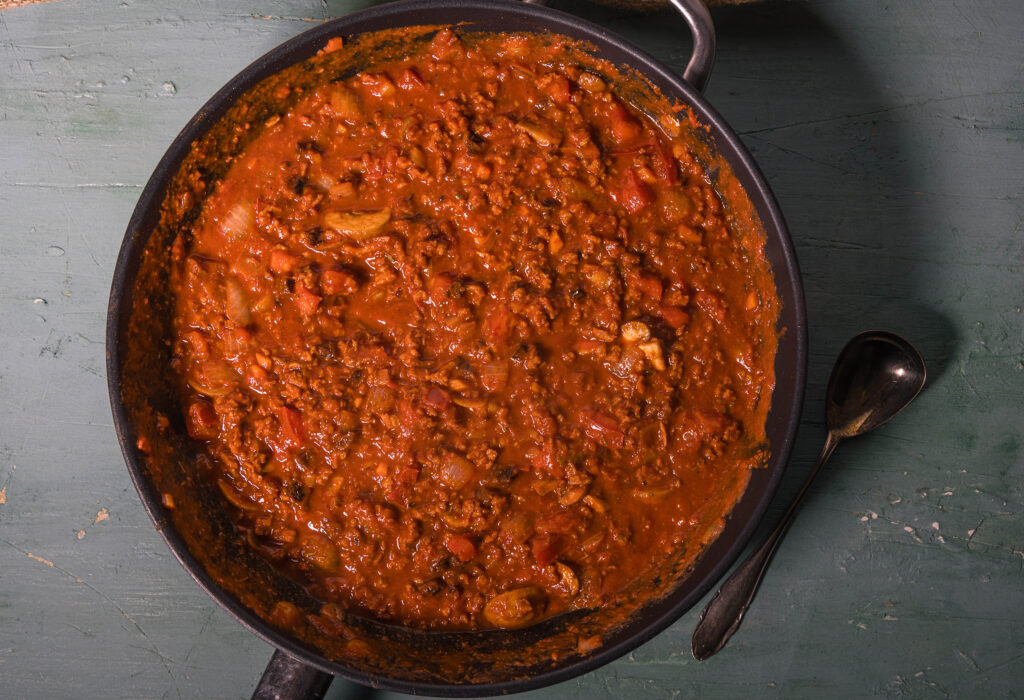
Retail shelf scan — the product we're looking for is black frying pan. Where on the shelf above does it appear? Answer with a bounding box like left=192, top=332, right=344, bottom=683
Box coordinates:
left=106, top=0, right=806, bottom=696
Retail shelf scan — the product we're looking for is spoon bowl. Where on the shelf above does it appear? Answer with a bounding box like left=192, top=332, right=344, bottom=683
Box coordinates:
left=828, top=331, right=927, bottom=438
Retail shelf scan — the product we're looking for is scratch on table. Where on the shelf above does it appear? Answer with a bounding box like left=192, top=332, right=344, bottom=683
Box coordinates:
left=956, top=649, right=981, bottom=671
left=250, top=13, right=325, bottom=23
left=0, top=536, right=193, bottom=680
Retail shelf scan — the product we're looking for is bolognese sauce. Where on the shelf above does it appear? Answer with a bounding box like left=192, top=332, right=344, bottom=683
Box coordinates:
left=168, top=28, right=778, bottom=630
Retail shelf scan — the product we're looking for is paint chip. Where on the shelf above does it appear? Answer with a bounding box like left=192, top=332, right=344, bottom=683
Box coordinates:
left=27, top=552, right=55, bottom=567
left=0, top=487, right=6, bottom=504
left=76, top=530, right=86, bottom=540
left=931, top=522, right=940, bottom=530
left=904, top=526, right=914, bottom=533
left=94, top=507, right=109, bottom=523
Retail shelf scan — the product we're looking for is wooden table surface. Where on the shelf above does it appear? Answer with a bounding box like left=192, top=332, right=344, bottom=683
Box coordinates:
left=2, top=0, right=1021, bottom=697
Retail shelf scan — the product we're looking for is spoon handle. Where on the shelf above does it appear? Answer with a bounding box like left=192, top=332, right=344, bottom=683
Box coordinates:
left=691, top=431, right=841, bottom=660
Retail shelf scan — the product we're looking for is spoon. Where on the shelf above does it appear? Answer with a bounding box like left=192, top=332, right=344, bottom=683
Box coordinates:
left=691, top=330, right=926, bottom=660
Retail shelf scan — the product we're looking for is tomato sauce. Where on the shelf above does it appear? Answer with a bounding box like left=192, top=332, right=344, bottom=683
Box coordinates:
left=168, top=29, right=778, bottom=631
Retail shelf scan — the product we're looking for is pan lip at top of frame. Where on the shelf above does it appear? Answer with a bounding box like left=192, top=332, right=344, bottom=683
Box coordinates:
left=106, top=0, right=807, bottom=695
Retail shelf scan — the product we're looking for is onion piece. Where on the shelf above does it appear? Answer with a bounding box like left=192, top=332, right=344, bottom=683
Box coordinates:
left=479, top=361, right=508, bottom=392
left=224, top=277, right=251, bottom=326
left=218, top=200, right=254, bottom=240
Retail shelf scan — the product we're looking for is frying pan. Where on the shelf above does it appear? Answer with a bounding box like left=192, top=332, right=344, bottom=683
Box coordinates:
left=106, top=0, right=806, bottom=696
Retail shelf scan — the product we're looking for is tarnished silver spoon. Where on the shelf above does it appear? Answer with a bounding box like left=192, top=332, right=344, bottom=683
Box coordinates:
left=691, top=330, right=926, bottom=660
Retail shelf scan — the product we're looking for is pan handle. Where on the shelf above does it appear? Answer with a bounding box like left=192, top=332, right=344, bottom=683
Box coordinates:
left=251, top=649, right=333, bottom=700
left=520, top=0, right=715, bottom=92
left=668, top=0, right=716, bottom=92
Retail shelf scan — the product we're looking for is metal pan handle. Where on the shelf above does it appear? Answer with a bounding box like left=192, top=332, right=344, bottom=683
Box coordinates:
left=251, top=650, right=332, bottom=700
left=668, top=0, right=716, bottom=92
left=523, top=0, right=716, bottom=93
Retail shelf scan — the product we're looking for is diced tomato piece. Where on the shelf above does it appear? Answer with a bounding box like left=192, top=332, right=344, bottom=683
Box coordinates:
left=694, top=290, right=726, bottom=324
left=635, top=273, right=663, bottom=301
left=613, top=169, right=655, bottom=214
left=531, top=441, right=558, bottom=474
left=230, top=256, right=264, bottom=285
left=544, top=74, right=571, bottom=105
left=607, top=100, right=641, bottom=144
left=361, top=72, right=396, bottom=98
left=397, top=67, right=425, bottom=90
left=186, top=401, right=218, bottom=441
left=649, top=138, right=679, bottom=185
left=445, top=533, right=477, bottom=562
left=385, top=466, right=420, bottom=506
left=279, top=405, right=306, bottom=447
left=536, top=512, right=576, bottom=535
left=660, top=304, right=690, bottom=329
left=423, top=385, right=451, bottom=411
left=428, top=28, right=462, bottom=59
left=397, top=465, right=420, bottom=484
left=294, top=280, right=322, bottom=316
left=397, top=399, right=426, bottom=436
left=428, top=272, right=455, bottom=305
left=321, top=268, right=357, bottom=295
left=672, top=410, right=729, bottom=452
left=269, top=249, right=298, bottom=274
left=183, top=331, right=209, bottom=360
left=482, top=302, right=511, bottom=347
left=578, top=408, right=625, bottom=449
left=572, top=339, right=605, bottom=356
left=531, top=534, right=563, bottom=567
left=694, top=410, right=729, bottom=434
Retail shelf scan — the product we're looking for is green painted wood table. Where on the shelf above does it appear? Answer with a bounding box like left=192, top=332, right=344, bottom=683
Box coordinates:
left=2, top=0, right=1021, bottom=697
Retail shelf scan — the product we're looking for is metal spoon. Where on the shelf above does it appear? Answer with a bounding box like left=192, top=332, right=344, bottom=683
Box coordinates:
left=691, top=330, right=926, bottom=660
